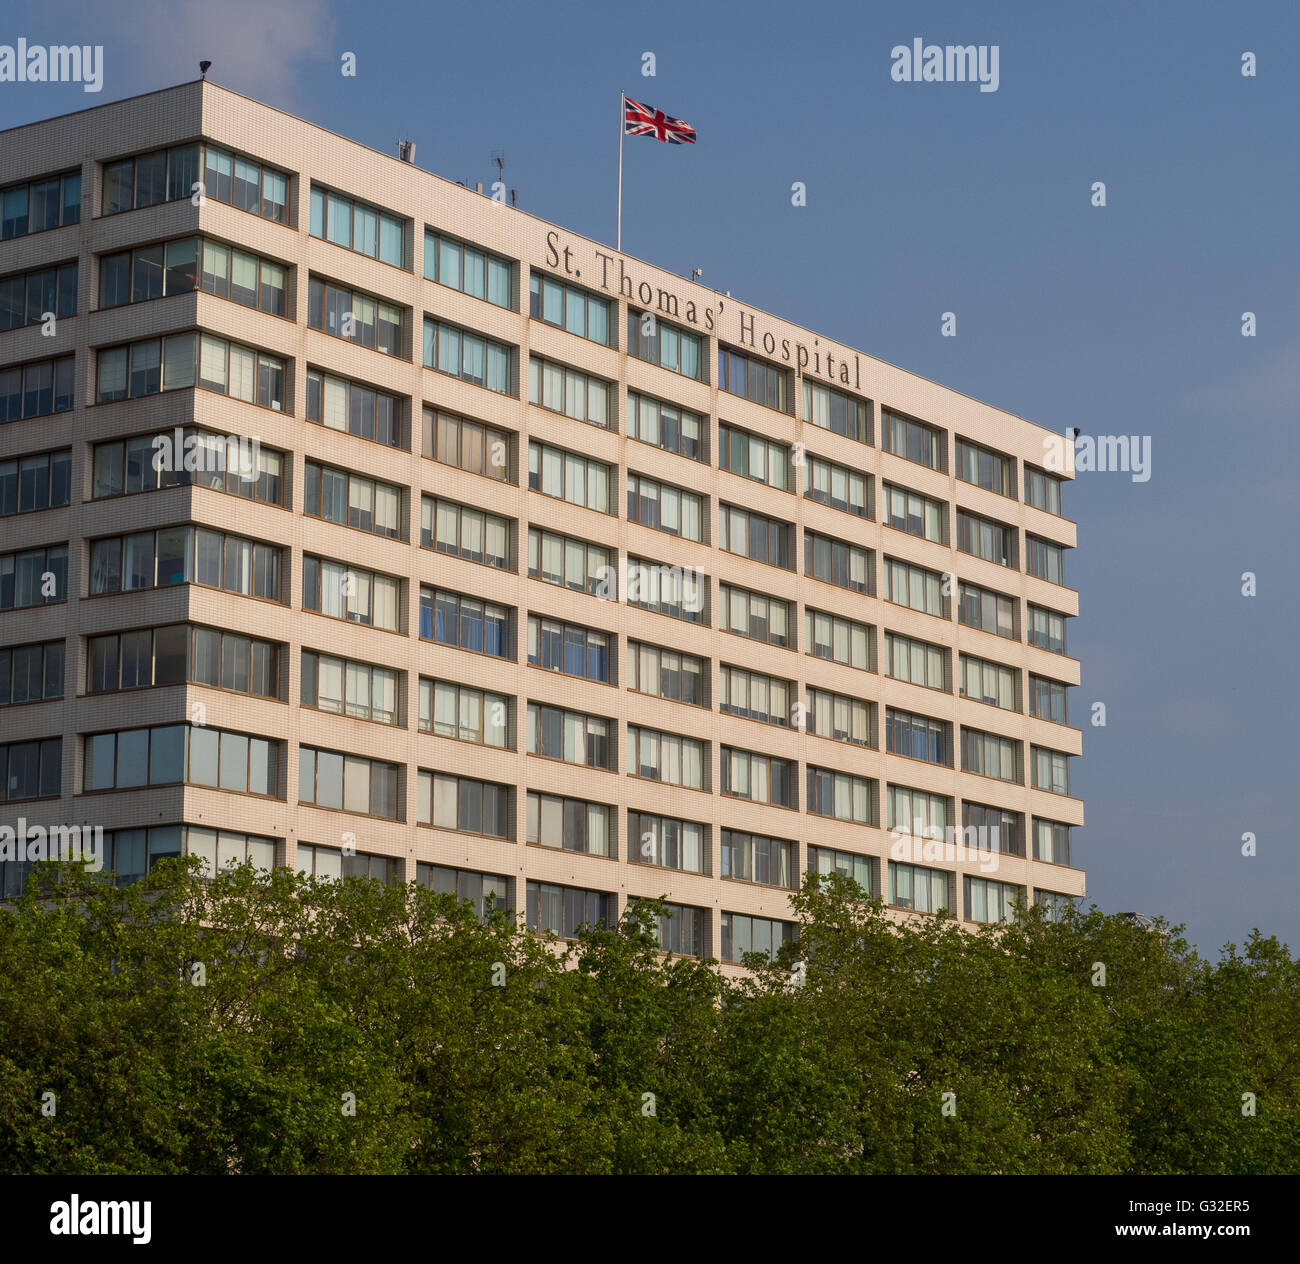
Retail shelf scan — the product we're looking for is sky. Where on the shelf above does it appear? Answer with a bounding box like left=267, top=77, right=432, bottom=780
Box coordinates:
left=4, top=0, right=1297, bottom=958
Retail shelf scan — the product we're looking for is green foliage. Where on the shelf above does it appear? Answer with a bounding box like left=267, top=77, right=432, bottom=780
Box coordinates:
left=0, top=862, right=1294, bottom=1174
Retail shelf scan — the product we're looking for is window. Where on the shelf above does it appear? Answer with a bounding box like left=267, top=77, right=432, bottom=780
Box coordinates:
left=801, top=381, right=871, bottom=442
left=628, top=642, right=706, bottom=706
left=630, top=899, right=707, bottom=957
left=1035, top=890, right=1077, bottom=921
left=720, top=913, right=794, bottom=964
left=805, top=608, right=872, bottom=671
left=807, top=767, right=876, bottom=824
left=884, top=557, right=948, bottom=618
left=104, top=144, right=285, bottom=220
left=423, top=318, right=511, bottom=394
left=628, top=727, right=707, bottom=790
left=960, top=654, right=1019, bottom=711
left=299, top=746, right=401, bottom=819
left=529, top=528, right=613, bottom=596
left=628, top=474, right=704, bottom=541
left=626, top=557, right=708, bottom=623
left=805, top=531, right=872, bottom=593
left=300, top=845, right=399, bottom=883
left=1031, top=746, right=1071, bottom=795
left=419, top=679, right=510, bottom=747
left=718, top=421, right=790, bottom=489
left=306, top=369, right=403, bottom=448
left=1, top=169, right=80, bottom=239
left=91, top=527, right=280, bottom=602
left=526, top=792, right=612, bottom=856
left=527, top=616, right=611, bottom=683
left=721, top=584, right=792, bottom=648
left=93, top=825, right=186, bottom=888
left=627, top=309, right=704, bottom=379
left=807, top=688, right=873, bottom=747
left=1032, top=818, right=1072, bottom=866
left=417, top=864, right=510, bottom=921
left=528, top=355, right=612, bottom=428
left=302, top=557, right=400, bottom=630
left=886, top=785, right=953, bottom=837
left=184, top=828, right=278, bottom=880
left=807, top=847, right=877, bottom=896
left=0, top=641, right=64, bottom=705
left=630, top=811, right=708, bottom=874
left=957, top=509, right=1018, bottom=568
left=630, top=393, right=707, bottom=461
left=1, top=354, right=75, bottom=422
left=1026, top=466, right=1064, bottom=516
left=718, top=345, right=788, bottom=411
left=961, top=728, right=1022, bottom=783
left=527, top=882, right=614, bottom=938
left=92, top=428, right=283, bottom=505
left=721, top=831, right=794, bottom=887
left=1029, top=674, right=1068, bottom=723
left=310, top=185, right=403, bottom=264
left=431, top=231, right=513, bottom=308
left=966, top=876, right=1025, bottom=925
left=963, top=802, right=1025, bottom=857
left=85, top=725, right=278, bottom=797
left=0, top=450, right=71, bottom=517
left=722, top=748, right=794, bottom=807
left=718, top=504, right=794, bottom=568
left=883, top=482, right=945, bottom=543
left=1027, top=535, right=1067, bottom=585
left=1028, top=604, right=1068, bottom=654
left=1, top=543, right=68, bottom=610
left=883, top=631, right=948, bottom=691
left=720, top=665, right=792, bottom=727
left=0, top=738, right=62, bottom=802
left=422, top=496, right=510, bottom=568
left=883, top=409, right=946, bottom=471
left=304, top=461, right=402, bottom=539
left=107, top=237, right=281, bottom=314
left=420, top=587, right=511, bottom=658
left=0, top=261, right=77, bottom=330
left=805, top=453, right=870, bottom=517
left=99, top=332, right=285, bottom=410
left=959, top=581, right=1018, bottom=640
left=90, top=624, right=278, bottom=700
left=527, top=703, right=613, bottom=770
left=888, top=861, right=955, bottom=915
left=308, top=276, right=404, bottom=355
left=301, top=651, right=399, bottom=725
left=421, top=407, right=511, bottom=481
left=529, top=271, right=608, bottom=340
left=528, top=440, right=611, bottom=512
left=956, top=438, right=1014, bottom=497
left=417, top=771, right=512, bottom=839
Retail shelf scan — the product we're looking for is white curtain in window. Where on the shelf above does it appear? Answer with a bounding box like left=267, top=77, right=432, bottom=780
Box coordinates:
left=228, top=344, right=255, bottom=402
left=375, top=486, right=399, bottom=536
left=323, top=376, right=347, bottom=430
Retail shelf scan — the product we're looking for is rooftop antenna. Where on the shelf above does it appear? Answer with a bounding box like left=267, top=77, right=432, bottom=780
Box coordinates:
left=490, top=150, right=517, bottom=206
left=199, top=60, right=211, bottom=79
left=692, top=268, right=702, bottom=282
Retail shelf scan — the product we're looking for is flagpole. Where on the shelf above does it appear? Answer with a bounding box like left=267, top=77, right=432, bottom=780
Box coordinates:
left=617, top=89, right=625, bottom=253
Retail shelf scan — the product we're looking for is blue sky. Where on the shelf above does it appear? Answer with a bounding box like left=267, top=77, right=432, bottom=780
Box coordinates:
left=6, top=0, right=1298, bottom=956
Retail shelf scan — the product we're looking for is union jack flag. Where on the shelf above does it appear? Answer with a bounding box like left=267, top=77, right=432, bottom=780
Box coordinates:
left=623, top=96, right=696, bottom=144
